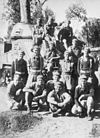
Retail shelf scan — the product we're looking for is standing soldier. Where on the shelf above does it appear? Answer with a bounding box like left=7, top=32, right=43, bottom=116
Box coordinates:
left=11, top=50, right=28, bottom=85
left=44, top=17, right=57, bottom=38
left=33, top=18, right=44, bottom=47
left=77, top=48, right=94, bottom=82
left=77, top=47, right=98, bottom=91
left=26, top=45, right=43, bottom=86
left=61, top=50, right=78, bottom=98
left=58, top=20, right=73, bottom=48
left=77, top=47, right=94, bottom=77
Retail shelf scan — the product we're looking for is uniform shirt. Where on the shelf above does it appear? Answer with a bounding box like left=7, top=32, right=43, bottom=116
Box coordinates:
left=61, top=60, right=74, bottom=74
left=45, top=22, right=57, bottom=37
left=11, top=59, right=28, bottom=79
left=33, top=25, right=44, bottom=45
left=77, top=56, right=94, bottom=75
left=48, top=90, right=69, bottom=104
left=28, top=54, right=43, bottom=71
left=7, top=81, right=24, bottom=98
left=58, top=26, right=73, bottom=42
left=28, top=82, right=46, bottom=97
left=74, top=83, right=94, bottom=101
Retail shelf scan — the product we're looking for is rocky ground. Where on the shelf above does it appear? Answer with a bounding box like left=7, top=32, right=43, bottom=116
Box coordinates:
left=0, top=77, right=100, bottom=138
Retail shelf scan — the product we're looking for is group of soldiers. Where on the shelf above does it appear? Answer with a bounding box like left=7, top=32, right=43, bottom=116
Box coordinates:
left=7, top=17, right=99, bottom=121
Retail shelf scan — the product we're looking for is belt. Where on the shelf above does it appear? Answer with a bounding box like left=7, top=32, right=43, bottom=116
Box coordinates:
left=15, top=71, right=25, bottom=75
left=29, top=70, right=41, bottom=73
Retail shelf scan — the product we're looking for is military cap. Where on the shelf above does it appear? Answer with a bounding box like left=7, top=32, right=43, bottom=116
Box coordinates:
left=52, top=71, right=60, bottom=76
left=79, top=75, right=87, bottom=80
left=31, top=44, right=39, bottom=52
left=37, top=75, right=43, bottom=80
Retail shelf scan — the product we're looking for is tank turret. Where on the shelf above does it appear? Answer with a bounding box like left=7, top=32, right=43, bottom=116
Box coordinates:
left=11, top=0, right=33, bottom=60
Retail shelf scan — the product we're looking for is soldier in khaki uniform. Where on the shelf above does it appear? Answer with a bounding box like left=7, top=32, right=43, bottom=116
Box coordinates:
left=7, top=73, right=25, bottom=110
left=47, top=81, right=72, bottom=117
left=71, top=75, right=95, bottom=121
left=11, top=51, right=28, bottom=85
left=26, top=45, right=43, bottom=87
left=33, top=18, right=44, bottom=47
left=61, top=50, right=77, bottom=98
left=23, top=75, right=47, bottom=112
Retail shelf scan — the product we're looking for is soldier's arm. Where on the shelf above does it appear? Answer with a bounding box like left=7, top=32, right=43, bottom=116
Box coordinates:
left=11, top=61, right=15, bottom=80
left=40, top=57, right=44, bottom=71
left=75, top=86, right=81, bottom=107
left=70, top=27, right=73, bottom=38
left=77, top=58, right=81, bottom=76
left=33, top=89, right=47, bottom=101
left=59, top=93, right=71, bottom=107
left=47, top=91, right=58, bottom=105
left=82, top=85, right=94, bottom=98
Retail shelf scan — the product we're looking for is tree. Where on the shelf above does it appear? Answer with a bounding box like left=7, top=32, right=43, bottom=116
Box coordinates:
left=2, top=0, right=20, bottom=23
left=65, top=3, right=87, bottom=21
left=82, top=18, right=100, bottom=47
left=2, top=0, right=49, bottom=24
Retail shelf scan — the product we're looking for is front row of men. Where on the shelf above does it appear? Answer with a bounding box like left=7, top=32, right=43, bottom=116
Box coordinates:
left=7, top=70, right=95, bottom=121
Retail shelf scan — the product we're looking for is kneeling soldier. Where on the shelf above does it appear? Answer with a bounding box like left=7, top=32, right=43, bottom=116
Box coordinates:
left=47, top=81, right=72, bottom=117
left=7, top=73, right=25, bottom=110
left=71, top=75, right=95, bottom=121
left=23, top=75, right=47, bottom=112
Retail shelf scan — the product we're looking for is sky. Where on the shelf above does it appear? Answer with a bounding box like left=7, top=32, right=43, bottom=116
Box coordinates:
left=0, top=0, right=100, bottom=37
left=43, top=0, right=100, bottom=22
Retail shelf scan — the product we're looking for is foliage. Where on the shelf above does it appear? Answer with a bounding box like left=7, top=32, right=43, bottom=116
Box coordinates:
left=2, top=0, right=54, bottom=25
left=82, top=18, right=100, bottom=47
left=65, top=3, right=87, bottom=21
left=2, top=0, right=20, bottom=23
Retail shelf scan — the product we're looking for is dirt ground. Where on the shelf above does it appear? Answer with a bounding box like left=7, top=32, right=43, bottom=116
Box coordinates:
left=0, top=78, right=100, bottom=138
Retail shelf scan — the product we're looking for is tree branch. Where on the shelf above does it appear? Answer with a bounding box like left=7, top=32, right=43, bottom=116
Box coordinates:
left=42, top=0, right=47, bottom=6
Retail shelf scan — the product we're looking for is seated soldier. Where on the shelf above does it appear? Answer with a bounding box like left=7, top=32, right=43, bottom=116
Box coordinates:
left=23, top=75, right=47, bottom=112
left=7, top=73, right=25, bottom=110
left=47, top=82, right=72, bottom=117
left=71, top=75, right=95, bottom=121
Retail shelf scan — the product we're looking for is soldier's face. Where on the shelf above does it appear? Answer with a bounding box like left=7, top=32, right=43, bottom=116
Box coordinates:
left=84, top=50, right=89, bottom=57
left=37, top=78, right=43, bottom=85
left=81, top=79, right=87, bottom=88
left=55, top=85, right=62, bottom=93
left=64, top=54, right=69, bottom=60
left=33, top=48, right=39, bottom=55
left=53, top=75, right=59, bottom=81
left=14, top=75, right=20, bottom=85
left=19, top=53, right=23, bottom=59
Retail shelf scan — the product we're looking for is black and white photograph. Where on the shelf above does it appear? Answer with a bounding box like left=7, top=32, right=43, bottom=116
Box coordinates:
left=0, top=0, right=100, bottom=138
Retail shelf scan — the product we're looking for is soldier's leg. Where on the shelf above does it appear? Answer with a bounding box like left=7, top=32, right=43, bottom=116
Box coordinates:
left=49, top=103, right=61, bottom=117
left=87, top=96, right=94, bottom=118
left=62, top=93, right=73, bottom=115
left=71, top=104, right=83, bottom=116
left=25, top=92, right=34, bottom=112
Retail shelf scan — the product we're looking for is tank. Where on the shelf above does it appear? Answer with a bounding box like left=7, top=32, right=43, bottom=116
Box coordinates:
left=11, top=0, right=33, bottom=61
